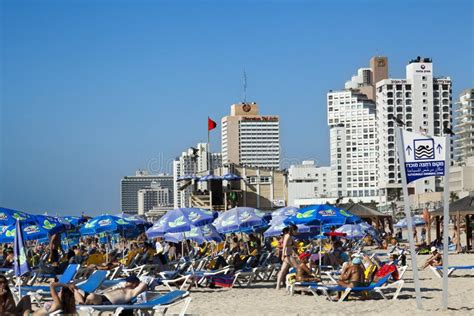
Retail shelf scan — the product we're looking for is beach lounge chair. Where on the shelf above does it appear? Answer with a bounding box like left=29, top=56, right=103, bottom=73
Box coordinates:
left=308, top=272, right=404, bottom=302
left=232, top=257, right=259, bottom=287
left=429, top=265, right=474, bottom=278
left=20, top=264, right=80, bottom=295
left=26, top=269, right=109, bottom=309
left=77, top=290, right=192, bottom=316
left=75, top=269, right=109, bottom=293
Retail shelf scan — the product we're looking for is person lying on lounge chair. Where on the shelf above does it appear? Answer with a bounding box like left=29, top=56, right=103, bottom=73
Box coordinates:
left=296, top=252, right=321, bottom=283
left=73, top=274, right=147, bottom=305
left=422, top=247, right=443, bottom=269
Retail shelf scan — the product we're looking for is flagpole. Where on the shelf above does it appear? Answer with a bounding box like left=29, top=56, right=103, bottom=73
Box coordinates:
left=441, top=134, right=451, bottom=310
left=395, top=127, right=423, bottom=309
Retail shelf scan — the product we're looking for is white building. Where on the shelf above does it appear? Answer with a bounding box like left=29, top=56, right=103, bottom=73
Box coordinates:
left=449, top=156, right=474, bottom=199
left=137, top=181, right=171, bottom=215
left=222, top=103, right=280, bottom=169
left=327, top=90, right=378, bottom=202
left=288, top=161, right=331, bottom=206
left=454, top=88, right=474, bottom=163
left=120, top=170, right=173, bottom=214
left=173, top=143, right=222, bottom=208
left=376, top=57, right=452, bottom=200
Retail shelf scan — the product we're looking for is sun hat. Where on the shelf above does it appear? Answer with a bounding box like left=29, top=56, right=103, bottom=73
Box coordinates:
left=430, top=246, right=438, bottom=253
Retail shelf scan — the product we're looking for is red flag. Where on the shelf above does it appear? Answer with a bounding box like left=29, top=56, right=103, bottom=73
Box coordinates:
left=208, top=117, right=217, bottom=131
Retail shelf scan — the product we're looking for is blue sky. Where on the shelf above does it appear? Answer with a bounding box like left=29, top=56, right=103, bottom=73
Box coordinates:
left=1, top=0, right=473, bottom=215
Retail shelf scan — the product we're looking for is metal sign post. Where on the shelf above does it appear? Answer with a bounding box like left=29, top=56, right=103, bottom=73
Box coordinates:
left=441, top=134, right=451, bottom=310
left=395, top=127, right=423, bottom=310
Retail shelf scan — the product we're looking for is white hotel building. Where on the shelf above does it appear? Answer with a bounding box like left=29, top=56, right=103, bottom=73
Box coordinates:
left=376, top=57, right=452, bottom=198
left=221, top=103, right=280, bottom=169
left=173, top=143, right=222, bottom=208
left=287, top=161, right=331, bottom=206
left=327, top=90, right=378, bottom=202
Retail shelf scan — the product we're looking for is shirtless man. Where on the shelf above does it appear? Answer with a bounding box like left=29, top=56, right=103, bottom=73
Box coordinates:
left=73, top=275, right=147, bottom=305
left=337, top=256, right=365, bottom=288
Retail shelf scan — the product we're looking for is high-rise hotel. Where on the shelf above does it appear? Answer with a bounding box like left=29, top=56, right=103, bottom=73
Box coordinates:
left=327, top=56, right=388, bottom=201
left=376, top=57, right=452, bottom=198
left=328, top=90, right=378, bottom=200
left=221, top=103, right=280, bottom=169
left=454, top=88, right=474, bottom=163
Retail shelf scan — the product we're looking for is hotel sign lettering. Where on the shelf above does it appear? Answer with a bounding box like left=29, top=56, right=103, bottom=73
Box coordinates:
left=242, top=116, right=278, bottom=122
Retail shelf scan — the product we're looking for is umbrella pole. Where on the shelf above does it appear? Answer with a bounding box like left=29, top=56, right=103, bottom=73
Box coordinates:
left=319, top=222, right=322, bottom=279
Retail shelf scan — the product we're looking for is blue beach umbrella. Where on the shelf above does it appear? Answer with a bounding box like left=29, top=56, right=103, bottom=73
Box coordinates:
left=263, top=215, right=318, bottom=238
left=285, top=204, right=360, bottom=226
left=62, top=216, right=88, bottom=227
left=146, top=208, right=216, bottom=238
left=115, top=213, right=152, bottom=229
left=394, top=216, right=426, bottom=228
left=0, top=215, right=71, bottom=243
left=34, top=215, right=72, bottom=235
left=271, top=206, right=299, bottom=218
left=0, top=207, right=34, bottom=225
left=199, top=174, right=222, bottom=181
left=213, top=207, right=271, bottom=234
left=79, top=214, right=135, bottom=236
left=163, top=224, right=223, bottom=244
left=222, top=173, right=242, bottom=181
left=0, top=223, right=47, bottom=243
left=335, top=224, right=365, bottom=239
left=13, top=220, right=30, bottom=277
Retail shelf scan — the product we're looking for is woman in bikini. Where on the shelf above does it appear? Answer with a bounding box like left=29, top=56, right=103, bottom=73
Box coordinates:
left=276, top=225, right=299, bottom=290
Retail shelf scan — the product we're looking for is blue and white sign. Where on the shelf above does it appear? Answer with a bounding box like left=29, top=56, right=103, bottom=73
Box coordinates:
left=402, top=130, right=446, bottom=183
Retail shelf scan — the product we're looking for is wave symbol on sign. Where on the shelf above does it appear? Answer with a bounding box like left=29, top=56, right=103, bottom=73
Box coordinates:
left=415, top=144, right=434, bottom=160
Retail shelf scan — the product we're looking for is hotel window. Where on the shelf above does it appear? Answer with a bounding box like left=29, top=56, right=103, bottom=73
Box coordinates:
left=422, top=84, right=428, bottom=89
left=423, top=99, right=428, bottom=104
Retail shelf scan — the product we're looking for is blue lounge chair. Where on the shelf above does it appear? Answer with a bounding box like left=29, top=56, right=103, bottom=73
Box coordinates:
left=309, top=272, right=404, bottom=302
left=430, top=265, right=474, bottom=278
left=20, top=264, right=80, bottom=294
left=77, top=290, right=191, bottom=316
left=75, top=269, right=109, bottom=294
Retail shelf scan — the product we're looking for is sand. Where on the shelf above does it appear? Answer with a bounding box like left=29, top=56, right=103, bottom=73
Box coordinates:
left=161, top=253, right=474, bottom=316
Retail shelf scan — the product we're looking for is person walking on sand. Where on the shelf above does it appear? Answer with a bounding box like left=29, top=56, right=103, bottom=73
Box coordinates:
left=276, top=225, right=299, bottom=290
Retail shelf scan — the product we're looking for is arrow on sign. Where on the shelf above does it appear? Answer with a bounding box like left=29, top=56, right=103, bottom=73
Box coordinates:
left=406, top=145, right=412, bottom=156
left=437, top=143, right=443, bottom=154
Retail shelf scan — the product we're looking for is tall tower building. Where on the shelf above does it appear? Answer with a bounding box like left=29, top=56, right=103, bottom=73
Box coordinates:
left=221, top=103, right=280, bottom=168
left=173, top=143, right=222, bottom=208
left=327, top=90, right=378, bottom=201
left=454, top=88, right=474, bottom=163
left=376, top=57, right=452, bottom=199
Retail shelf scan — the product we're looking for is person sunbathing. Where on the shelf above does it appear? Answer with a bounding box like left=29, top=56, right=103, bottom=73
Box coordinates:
left=296, top=252, right=321, bottom=283
left=372, top=254, right=399, bottom=283
left=422, top=247, right=443, bottom=269
left=337, top=256, right=365, bottom=288
left=73, top=275, right=146, bottom=305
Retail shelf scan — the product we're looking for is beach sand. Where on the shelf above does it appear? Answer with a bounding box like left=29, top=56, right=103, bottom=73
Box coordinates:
left=162, top=253, right=474, bottom=316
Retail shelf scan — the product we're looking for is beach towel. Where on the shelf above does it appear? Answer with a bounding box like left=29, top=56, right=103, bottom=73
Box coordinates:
left=209, top=275, right=235, bottom=288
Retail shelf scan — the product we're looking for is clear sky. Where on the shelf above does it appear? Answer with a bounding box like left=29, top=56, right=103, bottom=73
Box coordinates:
left=1, top=0, right=473, bottom=215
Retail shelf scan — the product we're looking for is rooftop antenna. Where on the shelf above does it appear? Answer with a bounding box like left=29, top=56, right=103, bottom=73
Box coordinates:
left=242, top=69, right=247, bottom=104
